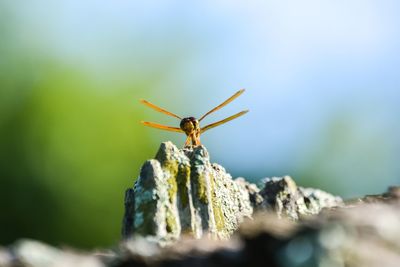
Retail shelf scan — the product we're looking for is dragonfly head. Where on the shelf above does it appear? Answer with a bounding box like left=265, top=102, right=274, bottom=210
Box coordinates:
left=180, top=117, right=200, bottom=136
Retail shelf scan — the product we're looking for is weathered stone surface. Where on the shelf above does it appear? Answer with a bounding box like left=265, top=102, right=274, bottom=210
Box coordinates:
left=122, top=142, right=253, bottom=241
left=0, top=239, right=105, bottom=267
left=299, top=186, right=343, bottom=214
left=235, top=178, right=263, bottom=208
left=256, top=176, right=343, bottom=219
left=115, top=191, right=400, bottom=267
left=347, top=185, right=400, bottom=205
left=3, top=190, right=400, bottom=267
left=122, top=144, right=343, bottom=242
left=2, top=194, right=399, bottom=267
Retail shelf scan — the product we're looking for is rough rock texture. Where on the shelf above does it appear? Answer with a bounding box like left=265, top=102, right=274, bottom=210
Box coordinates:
left=0, top=239, right=106, bottom=267
left=122, top=142, right=253, bottom=242
left=122, top=143, right=343, bottom=242
left=235, top=177, right=263, bottom=208
left=256, top=176, right=343, bottom=220
left=2, top=187, right=399, bottom=267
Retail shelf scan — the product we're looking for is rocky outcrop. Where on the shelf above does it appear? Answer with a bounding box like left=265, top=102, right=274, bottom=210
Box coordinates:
left=122, top=143, right=344, bottom=243
left=122, top=142, right=253, bottom=242
left=256, top=176, right=343, bottom=219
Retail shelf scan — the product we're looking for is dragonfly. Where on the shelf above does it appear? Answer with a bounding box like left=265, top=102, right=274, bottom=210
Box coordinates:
left=140, top=89, right=248, bottom=147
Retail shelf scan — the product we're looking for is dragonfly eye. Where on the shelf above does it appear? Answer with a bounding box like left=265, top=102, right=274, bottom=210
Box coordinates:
left=180, top=117, right=199, bottom=134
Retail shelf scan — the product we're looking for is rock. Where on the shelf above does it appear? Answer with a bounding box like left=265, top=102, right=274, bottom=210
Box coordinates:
left=234, top=178, right=263, bottom=208
left=122, top=142, right=253, bottom=242
left=257, top=176, right=343, bottom=219
left=0, top=239, right=105, bottom=267
left=122, top=143, right=343, bottom=243
left=299, top=186, right=343, bottom=213
left=0, top=247, right=13, bottom=267
left=347, top=185, right=400, bottom=205
left=237, top=202, right=400, bottom=267
left=116, top=201, right=400, bottom=267
left=3, top=194, right=400, bottom=267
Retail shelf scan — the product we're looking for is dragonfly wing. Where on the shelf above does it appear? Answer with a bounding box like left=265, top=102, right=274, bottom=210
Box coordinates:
left=141, top=121, right=183, bottom=133
left=140, top=99, right=182, bottom=119
left=201, top=110, right=249, bottom=133
left=199, top=89, right=245, bottom=122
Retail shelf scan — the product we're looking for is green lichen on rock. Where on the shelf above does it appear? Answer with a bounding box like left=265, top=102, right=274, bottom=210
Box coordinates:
left=176, top=163, right=191, bottom=208
left=122, top=141, right=253, bottom=242
left=194, top=173, right=209, bottom=205
left=207, top=170, right=225, bottom=234
left=165, top=209, right=177, bottom=234
left=121, top=143, right=342, bottom=243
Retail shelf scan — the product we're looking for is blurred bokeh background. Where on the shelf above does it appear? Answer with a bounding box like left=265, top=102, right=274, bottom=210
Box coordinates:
left=0, top=0, right=399, bottom=248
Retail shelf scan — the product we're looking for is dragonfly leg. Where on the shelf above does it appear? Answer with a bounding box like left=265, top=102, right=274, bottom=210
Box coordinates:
left=184, top=135, right=192, bottom=147
left=191, top=131, right=201, bottom=146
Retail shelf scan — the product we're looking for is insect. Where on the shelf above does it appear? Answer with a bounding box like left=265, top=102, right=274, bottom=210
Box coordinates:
left=140, top=89, right=248, bottom=147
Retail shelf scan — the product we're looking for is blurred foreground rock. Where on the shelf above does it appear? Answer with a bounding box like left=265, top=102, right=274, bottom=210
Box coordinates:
left=115, top=191, right=400, bottom=267
left=1, top=187, right=399, bottom=267
left=0, top=239, right=106, bottom=267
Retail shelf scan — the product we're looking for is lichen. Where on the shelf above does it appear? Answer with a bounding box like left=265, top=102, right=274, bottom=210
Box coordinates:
left=161, top=161, right=179, bottom=202
left=177, top=163, right=191, bottom=208
left=165, top=209, right=177, bottom=233
left=122, top=141, right=255, bottom=242
left=167, top=173, right=178, bottom=202
left=195, top=172, right=209, bottom=204
left=209, top=172, right=226, bottom=233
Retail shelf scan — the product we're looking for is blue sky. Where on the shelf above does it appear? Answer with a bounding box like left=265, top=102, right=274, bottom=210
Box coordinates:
left=7, top=0, right=400, bottom=196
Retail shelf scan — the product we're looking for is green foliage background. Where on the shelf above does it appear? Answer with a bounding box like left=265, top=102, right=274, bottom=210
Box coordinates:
left=1, top=1, right=399, bottom=248
left=0, top=12, right=155, bottom=246
left=0, top=66, right=153, bottom=247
